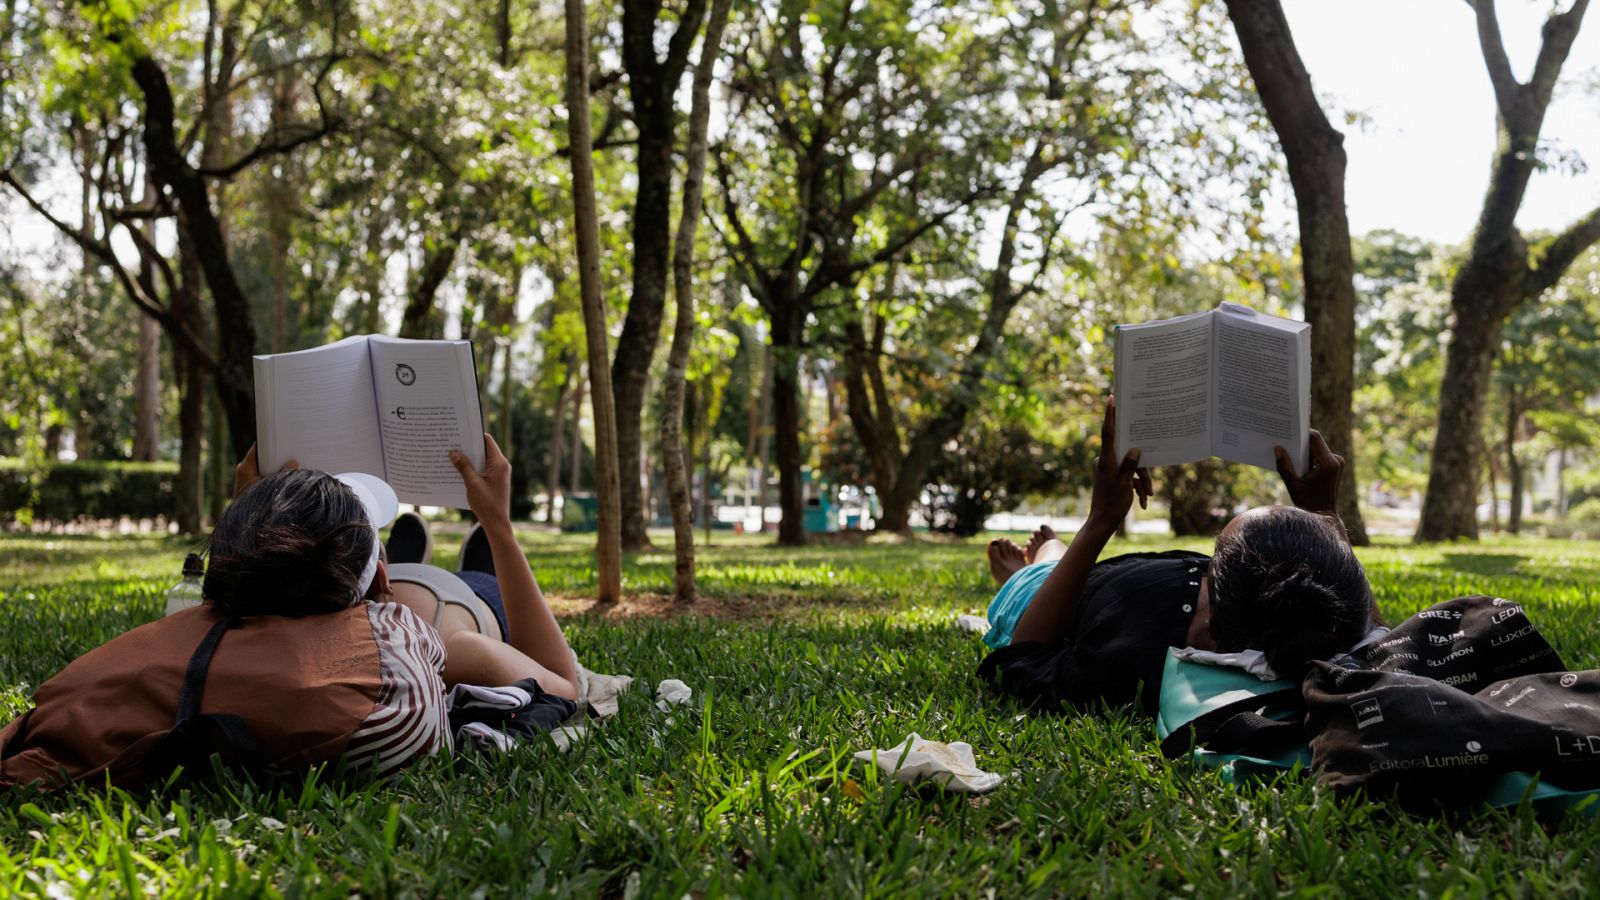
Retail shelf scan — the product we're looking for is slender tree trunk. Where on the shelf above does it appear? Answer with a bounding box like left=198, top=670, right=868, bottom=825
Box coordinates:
left=659, top=0, right=730, bottom=601
left=565, top=0, right=623, bottom=601
left=769, top=303, right=806, bottom=546
left=1487, top=450, right=1501, bottom=534
left=756, top=340, right=772, bottom=531
left=500, top=334, right=515, bottom=464
left=208, top=388, right=228, bottom=522
left=547, top=371, right=569, bottom=523
left=1556, top=446, right=1569, bottom=516
left=267, top=73, right=296, bottom=353
left=1506, top=392, right=1523, bottom=535
left=132, top=314, right=161, bottom=461
left=1225, top=0, right=1368, bottom=544
left=570, top=371, right=585, bottom=494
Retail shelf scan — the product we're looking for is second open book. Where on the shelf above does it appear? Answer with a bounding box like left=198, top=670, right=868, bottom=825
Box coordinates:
left=253, top=335, right=485, bottom=509
left=1113, top=302, right=1310, bottom=472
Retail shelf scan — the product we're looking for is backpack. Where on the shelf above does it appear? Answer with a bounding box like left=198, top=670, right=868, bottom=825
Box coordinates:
left=1158, top=596, right=1600, bottom=816
left=1, top=605, right=391, bottom=791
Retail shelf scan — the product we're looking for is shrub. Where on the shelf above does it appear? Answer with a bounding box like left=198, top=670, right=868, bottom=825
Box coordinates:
left=0, top=458, right=179, bottom=525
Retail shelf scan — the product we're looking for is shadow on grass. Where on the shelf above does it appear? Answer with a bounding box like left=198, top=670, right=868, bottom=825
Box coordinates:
left=1439, top=553, right=1529, bottom=577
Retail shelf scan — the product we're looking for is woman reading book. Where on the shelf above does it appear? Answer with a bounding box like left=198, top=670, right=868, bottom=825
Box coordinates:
left=231, top=435, right=581, bottom=701
left=978, top=397, right=1381, bottom=713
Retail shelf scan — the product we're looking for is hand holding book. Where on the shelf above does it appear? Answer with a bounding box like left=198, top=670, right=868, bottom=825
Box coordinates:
left=1274, top=430, right=1344, bottom=515
left=1087, top=396, right=1154, bottom=527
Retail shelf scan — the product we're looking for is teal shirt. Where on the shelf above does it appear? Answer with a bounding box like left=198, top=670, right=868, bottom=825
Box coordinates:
left=983, top=560, right=1058, bottom=650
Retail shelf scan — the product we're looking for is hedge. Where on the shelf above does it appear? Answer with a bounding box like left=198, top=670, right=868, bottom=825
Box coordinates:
left=0, top=458, right=179, bottom=524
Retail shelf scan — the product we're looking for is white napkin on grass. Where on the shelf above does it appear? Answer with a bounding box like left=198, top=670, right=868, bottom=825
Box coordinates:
left=854, top=733, right=1003, bottom=793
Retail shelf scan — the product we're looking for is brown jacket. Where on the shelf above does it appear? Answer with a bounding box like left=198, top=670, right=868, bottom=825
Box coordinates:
left=1, top=604, right=388, bottom=790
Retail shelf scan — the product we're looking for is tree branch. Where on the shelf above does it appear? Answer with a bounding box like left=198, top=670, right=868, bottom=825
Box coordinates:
left=1, top=170, right=217, bottom=369
left=1526, top=204, right=1600, bottom=296
left=1470, top=0, right=1521, bottom=119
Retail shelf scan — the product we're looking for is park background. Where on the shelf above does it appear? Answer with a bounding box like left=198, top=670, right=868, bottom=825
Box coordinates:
left=4, top=0, right=1600, bottom=895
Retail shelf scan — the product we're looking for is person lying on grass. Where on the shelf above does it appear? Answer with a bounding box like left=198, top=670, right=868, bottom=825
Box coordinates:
left=0, top=433, right=576, bottom=790
left=978, top=396, right=1381, bottom=713
left=229, top=434, right=581, bottom=701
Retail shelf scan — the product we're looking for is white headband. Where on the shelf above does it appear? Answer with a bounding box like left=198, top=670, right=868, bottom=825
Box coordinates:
left=333, top=472, right=398, bottom=601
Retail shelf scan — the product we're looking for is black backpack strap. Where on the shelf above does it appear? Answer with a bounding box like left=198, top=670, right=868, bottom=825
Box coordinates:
left=158, top=617, right=261, bottom=769
left=1159, top=686, right=1304, bottom=759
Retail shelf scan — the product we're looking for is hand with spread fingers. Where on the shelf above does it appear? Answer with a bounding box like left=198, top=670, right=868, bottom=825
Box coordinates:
left=1274, top=430, right=1343, bottom=515
left=1088, top=396, right=1154, bottom=528
left=450, top=434, right=514, bottom=528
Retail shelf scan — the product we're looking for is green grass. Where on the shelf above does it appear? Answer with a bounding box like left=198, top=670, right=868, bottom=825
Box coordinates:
left=3, top=529, right=1600, bottom=896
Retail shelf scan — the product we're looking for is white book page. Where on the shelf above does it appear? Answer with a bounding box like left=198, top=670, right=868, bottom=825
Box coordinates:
left=1210, top=308, right=1310, bottom=471
left=1113, top=310, right=1213, bottom=467
left=368, top=335, right=486, bottom=508
left=252, top=336, right=387, bottom=478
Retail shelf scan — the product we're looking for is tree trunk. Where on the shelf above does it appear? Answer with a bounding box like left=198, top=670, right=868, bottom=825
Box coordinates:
left=1506, top=392, right=1523, bottom=535
left=769, top=303, right=807, bottom=546
left=1225, top=0, right=1368, bottom=544
left=132, top=314, right=161, bottom=461
left=1417, top=0, right=1596, bottom=541
left=614, top=0, right=709, bottom=552
left=565, top=0, right=623, bottom=601
left=659, top=0, right=730, bottom=601
left=547, top=371, right=568, bottom=523
left=267, top=73, right=296, bottom=353
left=400, top=233, right=461, bottom=339
left=129, top=54, right=257, bottom=457
left=756, top=339, right=773, bottom=531
left=1417, top=306, right=1508, bottom=540
left=570, top=371, right=585, bottom=494
left=173, top=230, right=208, bottom=534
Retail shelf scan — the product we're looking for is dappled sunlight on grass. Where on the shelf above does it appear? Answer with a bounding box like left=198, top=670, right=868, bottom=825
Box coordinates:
left=3, top=531, right=1600, bottom=893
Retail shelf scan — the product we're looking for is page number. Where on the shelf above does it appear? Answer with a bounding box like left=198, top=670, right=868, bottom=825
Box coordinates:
left=396, top=364, right=416, bottom=386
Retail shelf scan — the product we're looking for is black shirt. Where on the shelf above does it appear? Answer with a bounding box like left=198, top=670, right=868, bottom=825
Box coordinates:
left=978, top=550, right=1209, bottom=713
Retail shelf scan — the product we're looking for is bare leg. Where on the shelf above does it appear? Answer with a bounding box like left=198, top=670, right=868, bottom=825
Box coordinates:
left=443, top=631, right=578, bottom=700
left=987, top=538, right=1026, bottom=585
left=1027, top=525, right=1068, bottom=564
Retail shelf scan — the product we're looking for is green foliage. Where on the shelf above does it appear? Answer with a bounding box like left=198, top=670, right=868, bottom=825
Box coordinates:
left=4, top=533, right=1600, bottom=893
left=0, top=459, right=179, bottom=525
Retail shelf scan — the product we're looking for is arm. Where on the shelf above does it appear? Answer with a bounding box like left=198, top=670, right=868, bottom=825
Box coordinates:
left=1273, top=429, right=1349, bottom=543
left=450, top=435, right=579, bottom=696
left=1009, top=397, right=1152, bottom=646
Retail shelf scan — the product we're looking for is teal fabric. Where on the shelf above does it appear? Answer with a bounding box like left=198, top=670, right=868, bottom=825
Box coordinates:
left=1157, top=648, right=1600, bottom=817
left=983, top=560, right=1057, bottom=650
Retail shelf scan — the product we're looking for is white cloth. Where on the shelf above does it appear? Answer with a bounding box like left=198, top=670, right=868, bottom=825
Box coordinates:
left=1174, top=625, right=1395, bottom=682
left=956, top=614, right=990, bottom=634
left=853, top=733, right=1003, bottom=793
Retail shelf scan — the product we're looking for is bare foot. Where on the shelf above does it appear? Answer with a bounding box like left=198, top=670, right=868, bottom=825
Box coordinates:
left=1025, top=525, right=1058, bottom=563
left=988, top=538, right=1026, bottom=585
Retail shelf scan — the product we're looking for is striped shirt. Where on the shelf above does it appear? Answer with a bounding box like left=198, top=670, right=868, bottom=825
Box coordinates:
left=342, top=602, right=452, bottom=778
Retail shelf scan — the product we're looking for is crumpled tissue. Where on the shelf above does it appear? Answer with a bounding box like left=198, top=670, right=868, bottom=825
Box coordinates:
left=655, top=679, right=693, bottom=711
left=956, top=614, right=990, bottom=634
left=853, top=733, right=1003, bottom=793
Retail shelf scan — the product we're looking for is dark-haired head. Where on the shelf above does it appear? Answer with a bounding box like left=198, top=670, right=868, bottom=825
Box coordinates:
left=1207, top=506, right=1373, bottom=678
left=203, top=469, right=379, bottom=618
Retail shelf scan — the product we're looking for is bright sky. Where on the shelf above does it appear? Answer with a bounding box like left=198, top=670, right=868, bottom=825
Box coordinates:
left=1282, top=0, right=1600, bottom=244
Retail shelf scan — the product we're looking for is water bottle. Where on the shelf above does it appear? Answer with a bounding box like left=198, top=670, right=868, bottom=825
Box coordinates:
left=164, top=553, right=206, bottom=616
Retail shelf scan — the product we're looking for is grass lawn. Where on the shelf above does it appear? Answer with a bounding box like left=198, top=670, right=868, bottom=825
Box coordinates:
left=3, top=528, right=1600, bottom=896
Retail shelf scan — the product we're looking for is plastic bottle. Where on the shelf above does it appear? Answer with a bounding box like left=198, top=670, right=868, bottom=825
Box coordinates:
left=164, top=553, right=206, bottom=616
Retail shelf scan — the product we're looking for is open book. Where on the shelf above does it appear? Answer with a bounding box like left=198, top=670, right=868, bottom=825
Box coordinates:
left=253, top=335, right=486, bottom=508
left=1113, top=302, right=1310, bottom=471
